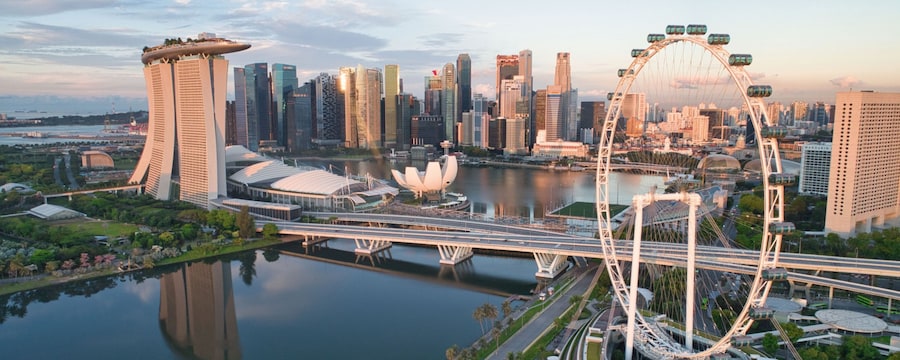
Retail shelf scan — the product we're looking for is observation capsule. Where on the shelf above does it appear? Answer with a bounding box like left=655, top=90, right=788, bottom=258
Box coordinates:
left=647, top=33, right=666, bottom=43
left=686, top=24, right=708, bottom=35
left=762, top=268, right=789, bottom=281
left=617, top=68, right=635, bottom=77
left=732, top=336, right=754, bottom=347
left=607, top=92, right=622, bottom=101
left=707, top=33, right=730, bottom=45
left=728, top=54, right=753, bottom=66
left=761, top=126, right=788, bottom=139
left=665, top=25, right=685, bottom=35
left=768, top=173, right=796, bottom=186
left=747, top=85, right=773, bottom=98
left=769, top=222, right=796, bottom=235
left=749, top=307, right=774, bottom=319
left=631, top=48, right=647, bottom=57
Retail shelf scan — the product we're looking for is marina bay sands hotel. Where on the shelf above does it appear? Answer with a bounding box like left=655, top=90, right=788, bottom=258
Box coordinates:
left=129, top=33, right=250, bottom=209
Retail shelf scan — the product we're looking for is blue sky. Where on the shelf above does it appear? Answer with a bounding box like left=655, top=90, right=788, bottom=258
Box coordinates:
left=1, top=0, right=898, bottom=114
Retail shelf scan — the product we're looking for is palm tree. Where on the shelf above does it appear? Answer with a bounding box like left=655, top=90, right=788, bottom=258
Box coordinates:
left=445, top=344, right=460, bottom=360
left=481, top=303, right=499, bottom=328
left=473, top=306, right=485, bottom=334
left=491, top=327, right=502, bottom=351
left=501, top=300, right=513, bottom=321
left=506, top=352, right=524, bottom=360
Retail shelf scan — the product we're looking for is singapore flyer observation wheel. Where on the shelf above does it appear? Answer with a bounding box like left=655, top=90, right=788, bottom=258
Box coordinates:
left=594, top=25, right=793, bottom=359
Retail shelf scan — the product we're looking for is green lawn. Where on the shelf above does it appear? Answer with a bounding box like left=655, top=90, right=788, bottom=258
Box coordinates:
left=586, top=341, right=602, bottom=360
left=552, top=202, right=628, bottom=220
left=60, top=220, right=139, bottom=239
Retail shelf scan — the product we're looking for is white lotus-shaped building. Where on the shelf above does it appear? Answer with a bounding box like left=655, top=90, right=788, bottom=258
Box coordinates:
left=391, top=156, right=458, bottom=198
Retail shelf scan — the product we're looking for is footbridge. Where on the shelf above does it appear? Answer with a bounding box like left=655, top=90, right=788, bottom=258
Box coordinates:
left=261, top=220, right=900, bottom=301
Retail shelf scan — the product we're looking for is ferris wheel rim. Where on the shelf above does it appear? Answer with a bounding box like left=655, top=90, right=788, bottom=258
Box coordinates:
left=594, top=32, right=784, bottom=358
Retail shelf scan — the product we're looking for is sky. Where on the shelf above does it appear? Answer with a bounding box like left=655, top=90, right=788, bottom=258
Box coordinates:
left=1, top=0, right=899, bottom=115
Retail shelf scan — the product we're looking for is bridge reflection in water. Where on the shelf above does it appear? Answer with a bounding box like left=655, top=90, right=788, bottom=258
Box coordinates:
left=159, top=261, right=242, bottom=360
left=278, top=241, right=541, bottom=298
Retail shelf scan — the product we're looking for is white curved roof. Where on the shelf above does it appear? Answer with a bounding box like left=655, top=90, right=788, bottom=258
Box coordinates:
left=392, top=156, right=458, bottom=193
left=0, top=183, right=34, bottom=193
left=271, top=169, right=362, bottom=195
left=229, top=160, right=300, bottom=184
left=225, top=145, right=268, bottom=164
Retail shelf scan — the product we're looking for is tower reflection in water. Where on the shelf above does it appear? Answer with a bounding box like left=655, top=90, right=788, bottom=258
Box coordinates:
left=159, top=261, right=241, bottom=359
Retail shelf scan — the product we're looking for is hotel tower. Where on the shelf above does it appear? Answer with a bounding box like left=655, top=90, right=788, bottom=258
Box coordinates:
left=129, top=33, right=250, bottom=209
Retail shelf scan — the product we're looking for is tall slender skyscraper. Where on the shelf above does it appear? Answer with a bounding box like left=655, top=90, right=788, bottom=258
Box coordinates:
left=130, top=34, right=249, bottom=209
left=272, top=64, right=298, bottom=147
left=825, top=91, right=900, bottom=237
left=314, top=73, right=341, bottom=144
left=554, top=52, right=573, bottom=140
left=545, top=85, right=562, bottom=141
left=339, top=67, right=358, bottom=148
left=241, top=63, right=271, bottom=150
left=496, top=55, right=519, bottom=103
left=341, top=65, right=383, bottom=149
left=232, top=67, right=249, bottom=148
left=456, top=54, right=472, bottom=125
left=384, top=64, right=400, bottom=149
left=441, top=62, right=456, bottom=142
left=518, top=49, right=534, bottom=147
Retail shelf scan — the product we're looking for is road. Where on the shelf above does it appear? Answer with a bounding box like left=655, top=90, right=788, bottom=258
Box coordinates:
left=487, top=266, right=598, bottom=360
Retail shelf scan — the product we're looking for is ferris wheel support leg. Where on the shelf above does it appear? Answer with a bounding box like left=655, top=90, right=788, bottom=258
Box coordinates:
left=685, top=193, right=701, bottom=351
left=625, top=195, right=647, bottom=360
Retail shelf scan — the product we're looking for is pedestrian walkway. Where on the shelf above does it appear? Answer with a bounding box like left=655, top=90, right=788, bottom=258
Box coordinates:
left=487, top=265, right=599, bottom=360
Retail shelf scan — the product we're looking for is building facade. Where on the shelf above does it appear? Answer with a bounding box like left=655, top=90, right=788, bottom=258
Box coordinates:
left=130, top=35, right=249, bottom=209
left=799, top=142, right=831, bottom=196
left=825, top=91, right=900, bottom=237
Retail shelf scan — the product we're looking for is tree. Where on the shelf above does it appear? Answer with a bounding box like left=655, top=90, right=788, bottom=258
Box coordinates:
left=238, top=251, right=257, bottom=286
left=262, top=223, right=279, bottom=241
left=236, top=206, right=255, bottom=239
left=480, top=303, right=498, bottom=329
left=841, top=334, right=879, bottom=360
left=506, top=352, right=523, bottom=360
left=473, top=306, right=485, bottom=334
left=445, top=344, right=459, bottom=360
left=501, top=300, right=512, bottom=321
left=491, top=326, right=501, bottom=350
left=761, top=333, right=779, bottom=355
left=262, top=248, right=280, bottom=262
left=780, top=321, right=803, bottom=343
left=158, top=231, right=176, bottom=247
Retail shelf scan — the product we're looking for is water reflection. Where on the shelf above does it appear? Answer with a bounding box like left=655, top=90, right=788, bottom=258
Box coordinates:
left=159, top=261, right=241, bottom=360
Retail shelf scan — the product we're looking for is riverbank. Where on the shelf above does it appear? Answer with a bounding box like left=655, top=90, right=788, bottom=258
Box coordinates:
left=0, top=237, right=282, bottom=297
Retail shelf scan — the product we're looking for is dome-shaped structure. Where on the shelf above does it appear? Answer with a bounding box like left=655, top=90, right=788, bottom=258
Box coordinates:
left=0, top=183, right=34, bottom=193
left=697, top=154, right=741, bottom=173
left=743, top=159, right=801, bottom=175
left=391, top=156, right=458, bottom=197
left=81, top=151, right=115, bottom=169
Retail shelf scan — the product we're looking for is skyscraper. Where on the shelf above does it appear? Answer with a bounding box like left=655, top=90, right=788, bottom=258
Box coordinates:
left=232, top=67, right=249, bottom=148
left=441, top=62, right=456, bottom=142
left=500, top=76, right=525, bottom=119
left=534, top=89, right=547, bottom=142
left=272, top=63, right=298, bottom=147
left=545, top=85, right=563, bottom=141
left=825, top=91, right=900, bottom=237
left=496, top=54, right=519, bottom=104
left=622, top=93, right=647, bottom=138
left=244, top=63, right=271, bottom=150
left=473, top=93, right=489, bottom=148
left=580, top=101, right=606, bottom=142
left=339, top=67, right=358, bottom=148
left=130, top=34, right=249, bottom=209
left=554, top=52, right=574, bottom=140
left=314, top=73, right=342, bottom=145
left=456, top=54, right=472, bottom=124
left=799, top=142, right=831, bottom=196
left=518, top=49, right=534, bottom=147
left=384, top=64, right=400, bottom=149
left=285, top=81, right=313, bottom=153
left=340, top=65, right=383, bottom=149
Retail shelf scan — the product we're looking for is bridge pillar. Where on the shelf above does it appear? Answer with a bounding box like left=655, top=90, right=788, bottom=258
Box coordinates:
left=437, top=244, right=474, bottom=265
left=354, top=238, right=392, bottom=255
left=533, top=252, right=568, bottom=279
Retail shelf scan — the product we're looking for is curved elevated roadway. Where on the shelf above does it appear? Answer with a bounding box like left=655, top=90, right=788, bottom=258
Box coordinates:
left=263, top=220, right=900, bottom=301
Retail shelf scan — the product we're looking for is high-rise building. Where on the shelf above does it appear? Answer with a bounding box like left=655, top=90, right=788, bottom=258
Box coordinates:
left=700, top=108, right=728, bottom=141
left=791, top=101, right=808, bottom=124
left=473, top=93, right=489, bottom=148
left=554, top=52, right=574, bottom=140
left=384, top=64, right=400, bottom=148
left=441, top=63, right=456, bottom=142
left=500, top=76, right=525, bottom=119
left=397, top=93, right=419, bottom=150
left=505, top=117, right=526, bottom=155
left=339, top=67, right=358, bottom=148
left=622, top=93, right=647, bottom=138
left=410, top=114, right=443, bottom=147
left=456, top=54, right=472, bottom=123
left=460, top=111, right=473, bottom=147
left=244, top=63, right=271, bottom=150
left=130, top=34, right=249, bottom=209
left=534, top=89, right=547, bottom=142
left=314, top=73, right=342, bottom=145
left=232, top=67, right=249, bottom=148
left=272, top=63, right=298, bottom=147
left=580, top=101, right=605, bottom=142
left=545, top=85, right=563, bottom=141
left=424, top=72, right=442, bottom=116
left=825, top=91, right=900, bottom=237
left=810, top=101, right=833, bottom=127
left=285, top=81, right=313, bottom=153
left=496, top=55, right=519, bottom=104
left=489, top=117, right=507, bottom=150
left=358, top=65, right=383, bottom=149
left=799, top=142, right=831, bottom=196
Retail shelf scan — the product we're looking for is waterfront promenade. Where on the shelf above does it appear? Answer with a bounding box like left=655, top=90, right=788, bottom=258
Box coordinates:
left=487, top=265, right=598, bottom=359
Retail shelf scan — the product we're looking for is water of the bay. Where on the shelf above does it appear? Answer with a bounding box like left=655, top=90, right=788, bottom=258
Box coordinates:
left=0, top=130, right=665, bottom=359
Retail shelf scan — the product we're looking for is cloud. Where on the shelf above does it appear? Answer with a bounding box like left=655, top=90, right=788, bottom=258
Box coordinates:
left=0, top=0, right=117, bottom=17
left=419, top=33, right=464, bottom=47
left=830, top=76, right=862, bottom=88
left=300, top=0, right=402, bottom=27
left=267, top=19, right=387, bottom=52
